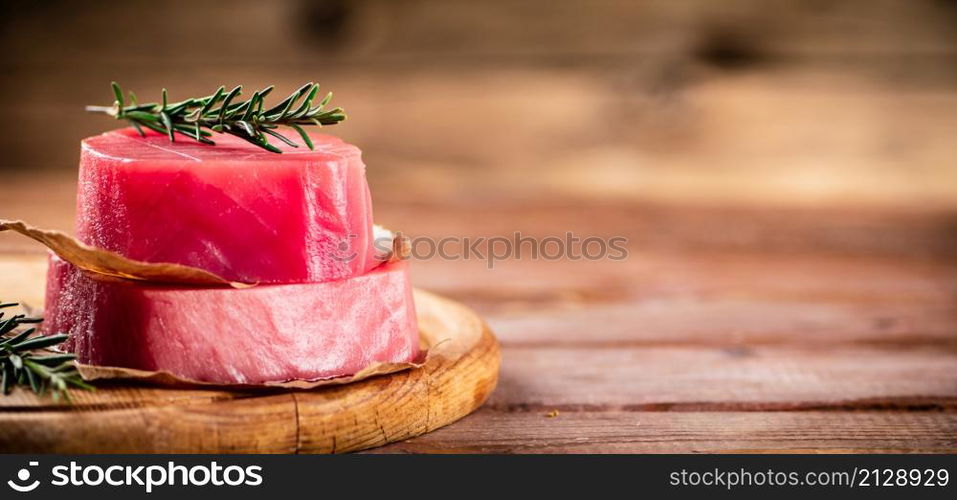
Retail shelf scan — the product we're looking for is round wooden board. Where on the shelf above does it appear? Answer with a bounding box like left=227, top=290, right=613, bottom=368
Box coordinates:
left=0, top=289, right=500, bottom=453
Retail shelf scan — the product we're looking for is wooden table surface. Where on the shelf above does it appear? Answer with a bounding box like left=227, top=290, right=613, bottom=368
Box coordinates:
left=1, top=0, right=956, bottom=454
left=2, top=175, right=956, bottom=453
left=371, top=204, right=957, bottom=453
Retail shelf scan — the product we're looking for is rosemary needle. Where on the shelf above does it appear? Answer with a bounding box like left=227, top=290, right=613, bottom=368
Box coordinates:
left=86, top=82, right=346, bottom=154
left=0, top=301, right=93, bottom=402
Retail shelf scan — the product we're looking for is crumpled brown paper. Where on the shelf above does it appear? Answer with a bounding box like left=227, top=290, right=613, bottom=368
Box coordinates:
left=0, top=219, right=248, bottom=287
left=74, top=350, right=430, bottom=390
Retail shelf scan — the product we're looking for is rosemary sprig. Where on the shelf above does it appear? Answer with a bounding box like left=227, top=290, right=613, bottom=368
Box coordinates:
left=86, top=82, right=346, bottom=154
left=0, top=301, right=93, bottom=402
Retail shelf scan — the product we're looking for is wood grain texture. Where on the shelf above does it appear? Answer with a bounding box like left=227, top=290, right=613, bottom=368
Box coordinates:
left=0, top=288, right=500, bottom=454
left=369, top=410, right=957, bottom=454
left=487, top=345, right=957, bottom=411
left=2, top=202, right=957, bottom=453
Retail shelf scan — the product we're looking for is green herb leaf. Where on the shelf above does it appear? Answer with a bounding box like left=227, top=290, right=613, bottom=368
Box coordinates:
left=87, top=83, right=346, bottom=154
left=0, top=301, right=93, bottom=401
left=111, top=82, right=125, bottom=111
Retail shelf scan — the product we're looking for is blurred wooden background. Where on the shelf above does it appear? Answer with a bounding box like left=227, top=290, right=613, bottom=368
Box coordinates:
left=3, top=0, right=957, bottom=210
left=1, top=0, right=956, bottom=452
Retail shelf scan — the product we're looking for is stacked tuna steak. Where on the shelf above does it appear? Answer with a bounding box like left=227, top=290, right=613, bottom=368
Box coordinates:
left=44, top=128, right=419, bottom=384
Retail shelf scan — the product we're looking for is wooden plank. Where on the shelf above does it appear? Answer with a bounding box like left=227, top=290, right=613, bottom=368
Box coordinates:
left=0, top=384, right=251, bottom=411
left=381, top=203, right=957, bottom=259
left=347, top=0, right=957, bottom=59
left=0, top=255, right=47, bottom=306
left=406, top=250, right=957, bottom=316
left=0, top=395, right=300, bottom=454
left=487, top=345, right=957, bottom=410
left=368, top=410, right=957, bottom=453
left=4, top=0, right=956, bottom=66
left=2, top=72, right=956, bottom=214
left=487, top=300, right=957, bottom=347
left=1, top=67, right=956, bottom=212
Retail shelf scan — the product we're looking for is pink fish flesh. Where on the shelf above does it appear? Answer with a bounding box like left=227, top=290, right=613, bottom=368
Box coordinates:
left=45, top=255, right=420, bottom=384
left=77, top=128, right=377, bottom=283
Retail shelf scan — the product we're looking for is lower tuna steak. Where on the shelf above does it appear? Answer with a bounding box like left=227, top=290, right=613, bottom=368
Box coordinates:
left=77, top=128, right=377, bottom=284
left=45, top=256, right=419, bottom=384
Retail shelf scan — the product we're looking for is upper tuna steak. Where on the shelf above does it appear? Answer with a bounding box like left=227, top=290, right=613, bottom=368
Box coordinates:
left=77, top=128, right=377, bottom=283
left=45, top=255, right=420, bottom=384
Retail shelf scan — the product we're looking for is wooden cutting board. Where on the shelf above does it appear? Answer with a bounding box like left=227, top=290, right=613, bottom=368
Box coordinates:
left=0, top=262, right=500, bottom=453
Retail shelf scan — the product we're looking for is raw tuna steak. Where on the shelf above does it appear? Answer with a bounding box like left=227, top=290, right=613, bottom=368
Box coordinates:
left=45, top=255, right=419, bottom=384
left=77, top=128, right=376, bottom=283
